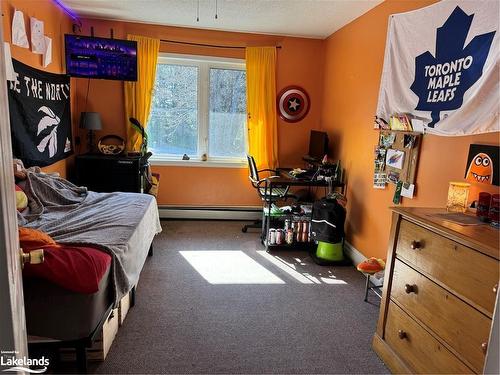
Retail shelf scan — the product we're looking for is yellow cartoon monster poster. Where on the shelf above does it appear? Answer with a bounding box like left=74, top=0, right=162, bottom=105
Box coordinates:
left=465, top=144, right=499, bottom=185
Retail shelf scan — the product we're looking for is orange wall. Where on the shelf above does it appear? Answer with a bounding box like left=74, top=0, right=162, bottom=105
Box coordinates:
left=74, top=19, right=326, bottom=206
left=321, top=0, right=500, bottom=259
left=1, top=0, right=74, bottom=178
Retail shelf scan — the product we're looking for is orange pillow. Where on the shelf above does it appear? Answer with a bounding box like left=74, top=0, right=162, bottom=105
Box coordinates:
left=19, top=227, right=56, bottom=250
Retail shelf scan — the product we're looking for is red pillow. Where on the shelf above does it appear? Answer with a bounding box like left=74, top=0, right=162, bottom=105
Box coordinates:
left=23, top=245, right=111, bottom=294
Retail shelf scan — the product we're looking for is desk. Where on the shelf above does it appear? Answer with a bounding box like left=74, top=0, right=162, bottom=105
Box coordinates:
left=262, top=172, right=344, bottom=251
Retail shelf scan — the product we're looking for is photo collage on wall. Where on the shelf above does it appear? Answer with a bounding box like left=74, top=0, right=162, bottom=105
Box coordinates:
left=373, top=130, right=422, bottom=203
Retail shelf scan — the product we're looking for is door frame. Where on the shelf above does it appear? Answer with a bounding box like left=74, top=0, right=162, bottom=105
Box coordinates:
left=0, top=21, right=28, bottom=362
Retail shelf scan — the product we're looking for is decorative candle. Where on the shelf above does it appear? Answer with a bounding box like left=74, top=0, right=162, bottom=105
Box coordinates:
left=446, top=182, right=471, bottom=213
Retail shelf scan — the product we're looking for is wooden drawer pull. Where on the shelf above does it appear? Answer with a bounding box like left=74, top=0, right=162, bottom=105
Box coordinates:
left=410, top=240, right=421, bottom=250
left=493, top=284, right=498, bottom=294
left=404, top=284, right=417, bottom=294
left=398, top=329, right=407, bottom=340
left=481, top=342, right=488, bottom=354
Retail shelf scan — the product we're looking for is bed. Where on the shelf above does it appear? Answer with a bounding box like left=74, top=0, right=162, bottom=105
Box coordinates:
left=18, top=171, right=162, bottom=370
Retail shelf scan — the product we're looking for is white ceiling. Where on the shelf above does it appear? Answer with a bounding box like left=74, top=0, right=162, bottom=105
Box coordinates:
left=60, top=0, right=383, bottom=39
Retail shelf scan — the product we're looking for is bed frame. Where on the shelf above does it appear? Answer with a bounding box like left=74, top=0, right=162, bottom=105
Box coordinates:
left=27, top=243, right=153, bottom=373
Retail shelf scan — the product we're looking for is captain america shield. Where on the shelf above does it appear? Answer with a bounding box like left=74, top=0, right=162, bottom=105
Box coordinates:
left=277, top=86, right=310, bottom=123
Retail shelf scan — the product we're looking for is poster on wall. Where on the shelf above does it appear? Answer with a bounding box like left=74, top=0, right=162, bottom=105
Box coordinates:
left=464, top=144, right=499, bottom=186
left=7, top=59, right=72, bottom=167
left=376, top=0, right=499, bottom=136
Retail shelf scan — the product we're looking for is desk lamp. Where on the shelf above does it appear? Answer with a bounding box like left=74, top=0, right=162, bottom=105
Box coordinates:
left=80, top=112, right=102, bottom=153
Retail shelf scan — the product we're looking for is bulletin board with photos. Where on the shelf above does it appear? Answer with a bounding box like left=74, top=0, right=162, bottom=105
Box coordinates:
left=373, top=130, right=422, bottom=200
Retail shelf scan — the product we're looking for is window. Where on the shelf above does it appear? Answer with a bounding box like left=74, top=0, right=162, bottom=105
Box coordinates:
left=147, top=54, right=247, bottom=165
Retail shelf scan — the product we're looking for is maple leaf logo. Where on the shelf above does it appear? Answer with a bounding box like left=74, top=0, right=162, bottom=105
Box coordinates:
left=410, top=6, right=495, bottom=127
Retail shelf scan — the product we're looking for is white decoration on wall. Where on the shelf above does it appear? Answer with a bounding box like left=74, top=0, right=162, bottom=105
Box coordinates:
left=3, top=43, right=16, bottom=81
left=43, top=36, right=52, bottom=67
left=30, top=17, right=45, bottom=54
left=12, top=10, right=29, bottom=48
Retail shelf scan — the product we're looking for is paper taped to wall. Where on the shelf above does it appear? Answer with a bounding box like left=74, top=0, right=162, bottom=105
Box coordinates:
left=12, top=10, right=29, bottom=48
left=43, top=36, right=52, bottom=67
left=30, top=17, right=45, bottom=54
left=3, top=43, right=16, bottom=81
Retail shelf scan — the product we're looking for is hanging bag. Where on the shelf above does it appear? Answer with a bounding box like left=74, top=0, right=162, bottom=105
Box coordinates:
left=310, top=198, right=346, bottom=244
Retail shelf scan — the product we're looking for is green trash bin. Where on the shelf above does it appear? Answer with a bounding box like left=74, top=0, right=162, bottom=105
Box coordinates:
left=316, top=240, right=344, bottom=261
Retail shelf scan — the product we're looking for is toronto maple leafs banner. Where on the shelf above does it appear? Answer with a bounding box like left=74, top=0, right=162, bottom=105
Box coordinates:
left=8, top=59, right=72, bottom=167
left=376, top=0, right=499, bottom=136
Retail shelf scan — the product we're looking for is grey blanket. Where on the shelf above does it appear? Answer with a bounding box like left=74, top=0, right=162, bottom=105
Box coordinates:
left=19, top=172, right=162, bottom=304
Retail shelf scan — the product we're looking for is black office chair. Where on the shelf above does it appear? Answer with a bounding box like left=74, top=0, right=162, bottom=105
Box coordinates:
left=242, top=155, right=296, bottom=233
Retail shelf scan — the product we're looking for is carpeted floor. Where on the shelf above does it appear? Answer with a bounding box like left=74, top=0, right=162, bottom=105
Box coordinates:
left=90, top=220, right=387, bottom=374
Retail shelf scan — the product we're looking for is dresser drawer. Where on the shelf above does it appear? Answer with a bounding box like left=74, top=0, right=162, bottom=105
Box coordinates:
left=385, top=302, right=472, bottom=374
left=392, top=259, right=490, bottom=373
left=396, top=219, right=499, bottom=315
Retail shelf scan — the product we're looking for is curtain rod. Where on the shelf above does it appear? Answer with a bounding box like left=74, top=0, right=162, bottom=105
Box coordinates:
left=160, top=39, right=282, bottom=49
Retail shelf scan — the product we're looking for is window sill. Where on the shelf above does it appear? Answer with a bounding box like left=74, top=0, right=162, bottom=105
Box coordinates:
left=150, top=157, right=247, bottom=168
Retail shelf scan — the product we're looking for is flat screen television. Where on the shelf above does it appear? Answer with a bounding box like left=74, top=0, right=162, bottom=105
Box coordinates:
left=308, top=130, right=329, bottom=160
left=65, top=34, right=137, bottom=81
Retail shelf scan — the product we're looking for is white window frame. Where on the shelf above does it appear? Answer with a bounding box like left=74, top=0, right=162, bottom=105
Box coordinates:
left=149, top=53, right=247, bottom=168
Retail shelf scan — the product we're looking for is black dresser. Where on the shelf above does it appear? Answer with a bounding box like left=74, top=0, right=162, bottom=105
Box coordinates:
left=75, top=153, right=146, bottom=193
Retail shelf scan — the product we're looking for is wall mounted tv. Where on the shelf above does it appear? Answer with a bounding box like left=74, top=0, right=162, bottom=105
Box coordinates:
left=65, top=34, right=137, bottom=81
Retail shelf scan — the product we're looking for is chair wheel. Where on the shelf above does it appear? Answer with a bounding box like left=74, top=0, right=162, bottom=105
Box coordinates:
left=242, top=227, right=247, bottom=233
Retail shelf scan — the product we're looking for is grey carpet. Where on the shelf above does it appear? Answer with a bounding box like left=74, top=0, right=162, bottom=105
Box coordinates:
left=90, top=221, right=388, bottom=374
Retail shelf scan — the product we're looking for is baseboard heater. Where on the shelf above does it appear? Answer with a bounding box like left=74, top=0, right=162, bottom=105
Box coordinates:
left=158, top=205, right=262, bottom=220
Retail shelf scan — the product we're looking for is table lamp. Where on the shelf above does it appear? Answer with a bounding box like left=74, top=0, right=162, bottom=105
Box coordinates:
left=446, top=182, right=470, bottom=213
left=80, top=112, right=102, bottom=153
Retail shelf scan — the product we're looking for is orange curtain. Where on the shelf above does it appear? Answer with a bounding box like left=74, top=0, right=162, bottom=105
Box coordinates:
left=124, top=35, right=160, bottom=151
left=245, top=47, right=278, bottom=169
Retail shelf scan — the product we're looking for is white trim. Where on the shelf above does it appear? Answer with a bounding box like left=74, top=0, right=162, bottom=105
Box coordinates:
left=343, top=241, right=366, bottom=266
left=150, top=157, right=246, bottom=168
left=159, top=53, right=245, bottom=67
left=0, top=32, right=28, bottom=359
left=158, top=206, right=261, bottom=220
left=344, top=241, right=383, bottom=286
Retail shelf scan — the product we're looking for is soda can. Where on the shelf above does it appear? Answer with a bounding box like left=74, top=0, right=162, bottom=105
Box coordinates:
left=268, top=229, right=276, bottom=245
left=286, top=229, right=294, bottom=244
left=297, top=220, right=303, bottom=233
left=302, top=221, right=309, bottom=234
left=299, top=231, right=306, bottom=243
left=276, top=229, right=284, bottom=245
left=291, top=220, right=298, bottom=233
left=284, top=219, right=291, bottom=231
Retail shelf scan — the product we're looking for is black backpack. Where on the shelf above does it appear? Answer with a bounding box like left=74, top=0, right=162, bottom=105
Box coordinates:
left=310, top=198, right=346, bottom=244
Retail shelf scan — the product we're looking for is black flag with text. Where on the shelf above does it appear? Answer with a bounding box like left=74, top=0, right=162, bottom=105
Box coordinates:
left=8, top=59, right=72, bottom=167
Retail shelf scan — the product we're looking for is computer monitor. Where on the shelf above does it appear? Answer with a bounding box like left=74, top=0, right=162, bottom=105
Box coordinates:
left=308, top=130, right=329, bottom=160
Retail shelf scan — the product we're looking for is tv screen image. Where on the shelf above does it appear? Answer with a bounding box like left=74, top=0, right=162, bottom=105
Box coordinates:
left=65, top=34, right=137, bottom=81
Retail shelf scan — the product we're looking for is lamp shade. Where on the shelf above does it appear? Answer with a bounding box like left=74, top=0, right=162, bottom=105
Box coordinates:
left=79, top=112, right=102, bottom=130
left=446, top=182, right=470, bottom=213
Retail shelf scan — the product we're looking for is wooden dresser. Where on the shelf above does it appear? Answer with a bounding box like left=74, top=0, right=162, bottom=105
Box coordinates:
left=373, top=207, right=499, bottom=374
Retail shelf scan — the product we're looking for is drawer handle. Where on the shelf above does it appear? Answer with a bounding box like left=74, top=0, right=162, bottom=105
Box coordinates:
left=481, top=342, right=488, bottom=354
left=398, top=330, right=407, bottom=340
left=404, top=284, right=417, bottom=294
left=410, top=240, right=421, bottom=250
left=493, top=284, right=498, bottom=294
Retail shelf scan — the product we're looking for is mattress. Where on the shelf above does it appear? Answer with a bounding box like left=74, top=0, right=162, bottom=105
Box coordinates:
left=24, top=265, right=112, bottom=341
